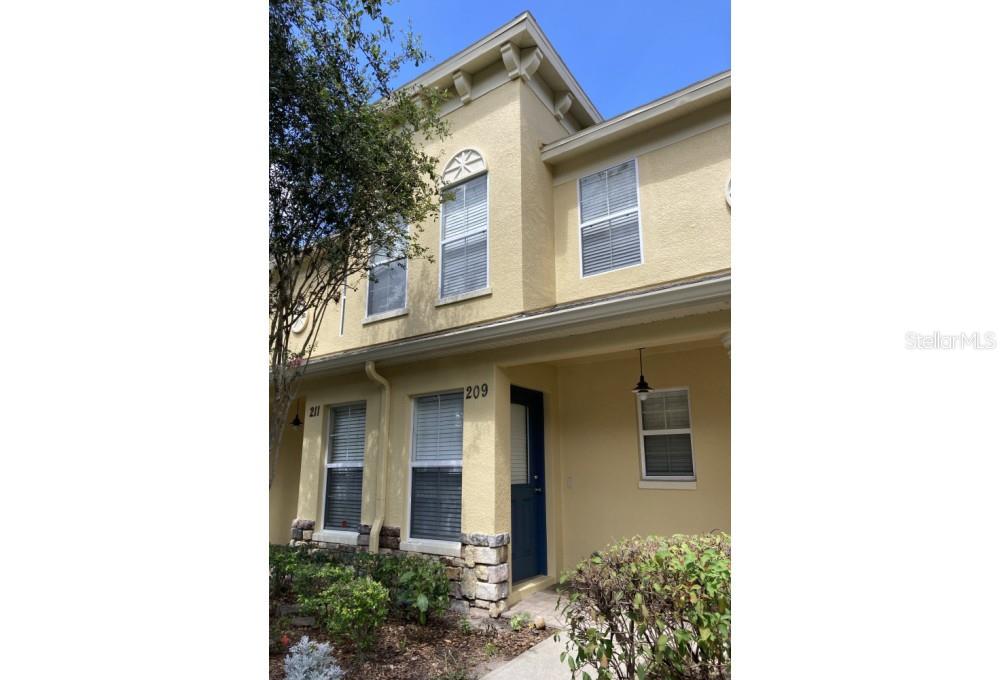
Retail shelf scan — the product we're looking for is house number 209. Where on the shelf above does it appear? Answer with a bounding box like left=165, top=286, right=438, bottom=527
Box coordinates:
left=466, top=383, right=488, bottom=400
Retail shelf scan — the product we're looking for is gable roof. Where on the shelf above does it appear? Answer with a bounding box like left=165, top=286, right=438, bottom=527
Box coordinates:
left=397, top=11, right=603, bottom=128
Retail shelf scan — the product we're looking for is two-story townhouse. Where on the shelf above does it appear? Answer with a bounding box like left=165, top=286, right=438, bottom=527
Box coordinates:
left=269, top=12, right=731, bottom=616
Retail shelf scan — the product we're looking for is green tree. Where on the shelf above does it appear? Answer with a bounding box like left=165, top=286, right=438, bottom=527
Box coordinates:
left=270, top=0, right=448, bottom=487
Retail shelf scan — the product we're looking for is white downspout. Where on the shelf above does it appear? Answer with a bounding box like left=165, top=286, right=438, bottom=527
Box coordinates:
left=365, top=361, right=390, bottom=553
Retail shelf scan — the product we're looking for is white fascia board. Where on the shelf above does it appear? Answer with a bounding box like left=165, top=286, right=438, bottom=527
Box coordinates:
left=395, top=12, right=602, bottom=127
left=304, top=274, right=731, bottom=376
left=541, top=71, right=731, bottom=163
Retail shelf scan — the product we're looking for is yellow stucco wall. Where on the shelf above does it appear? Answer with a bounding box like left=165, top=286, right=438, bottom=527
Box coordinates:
left=556, top=345, right=731, bottom=569
left=518, top=81, right=569, bottom=311
left=270, top=410, right=303, bottom=543
left=308, top=80, right=529, bottom=359
left=551, top=119, right=731, bottom=304
left=291, top=312, right=730, bottom=576
left=299, top=84, right=731, bottom=361
left=295, top=354, right=501, bottom=538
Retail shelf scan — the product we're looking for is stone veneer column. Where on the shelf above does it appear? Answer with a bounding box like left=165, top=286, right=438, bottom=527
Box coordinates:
left=457, top=532, right=511, bottom=617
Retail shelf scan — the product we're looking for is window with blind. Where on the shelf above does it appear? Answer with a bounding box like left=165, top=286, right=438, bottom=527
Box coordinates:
left=367, top=226, right=408, bottom=317
left=638, top=389, right=695, bottom=480
left=324, top=402, right=366, bottom=531
left=440, top=173, right=488, bottom=299
left=410, top=392, right=463, bottom=542
left=578, top=159, right=642, bottom=277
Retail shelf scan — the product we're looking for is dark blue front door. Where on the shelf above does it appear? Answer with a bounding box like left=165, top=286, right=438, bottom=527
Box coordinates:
left=510, top=385, right=546, bottom=583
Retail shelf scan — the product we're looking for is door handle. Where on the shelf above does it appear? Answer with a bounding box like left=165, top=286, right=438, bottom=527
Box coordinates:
left=534, top=487, right=543, bottom=494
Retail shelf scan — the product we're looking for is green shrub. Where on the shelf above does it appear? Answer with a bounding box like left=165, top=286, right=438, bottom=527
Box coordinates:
left=353, top=552, right=449, bottom=624
left=270, top=544, right=342, bottom=601
left=309, top=576, right=390, bottom=651
left=557, top=533, right=731, bottom=680
left=270, top=545, right=449, bottom=625
left=291, top=563, right=354, bottom=601
left=270, top=544, right=306, bottom=600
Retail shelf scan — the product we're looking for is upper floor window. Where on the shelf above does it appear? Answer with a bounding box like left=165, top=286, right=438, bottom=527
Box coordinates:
left=637, top=389, right=695, bottom=481
left=579, top=159, right=642, bottom=277
left=440, top=151, right=488, bottom=300
left=366, top=224, right=408, bottom=318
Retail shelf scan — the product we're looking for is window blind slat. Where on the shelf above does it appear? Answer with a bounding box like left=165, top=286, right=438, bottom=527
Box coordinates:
left=324, top=468, right=363, bottom=530
left=410, top=392, right=463, bottom=541
left=441, top=231, right=487, bottom=298
left=607, top=161, right=638, bottom=215
left=329, top=404, right=366, bottom=465
left=510, top=403, right=529, bottom=485
left=368, top=259, right=407, bottom=315
left=641, top=391, right=691, bottom=430
left=410, top=467, right=462, bottom=541
left=643, top=434, right=694, bottom=477
left=413, top=393, right=463, bottom=462
left=441, top=174, right=488, bottom=297
left=580, top=160, right=640, bottom=276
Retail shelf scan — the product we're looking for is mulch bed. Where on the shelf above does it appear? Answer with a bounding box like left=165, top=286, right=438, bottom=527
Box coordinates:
left=270, top=611, right=553, bottom=680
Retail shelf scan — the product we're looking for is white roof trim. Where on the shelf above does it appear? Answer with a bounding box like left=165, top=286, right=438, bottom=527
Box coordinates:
left=396, top=11, right=602, bottom=126
left=305, top=274, right=731, bottom=376
left=541, top=71, right=731, bottom=163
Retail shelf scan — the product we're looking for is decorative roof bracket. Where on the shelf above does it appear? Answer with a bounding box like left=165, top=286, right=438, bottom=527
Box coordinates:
left=500, top=43, right=521, bottom=78
left=500, top=42, right=544, bottom=81
left=452, top=70, right=472, bottom=104
left=553, top=91, right=573, bottom=121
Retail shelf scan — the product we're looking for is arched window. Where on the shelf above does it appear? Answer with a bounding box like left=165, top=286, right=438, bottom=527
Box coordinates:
left=441, top=149, right=486, bottom=185
left=440, top=150, right=489, bottom=299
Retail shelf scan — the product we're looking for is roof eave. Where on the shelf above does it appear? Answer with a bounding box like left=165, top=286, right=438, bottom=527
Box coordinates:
left=541, top=71, right=731, bottom=164
left=303, top=273, right=731, bottom=376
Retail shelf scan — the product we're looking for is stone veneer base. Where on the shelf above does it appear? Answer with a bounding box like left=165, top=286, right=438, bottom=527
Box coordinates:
left=289, top=520, right=511, bottom=616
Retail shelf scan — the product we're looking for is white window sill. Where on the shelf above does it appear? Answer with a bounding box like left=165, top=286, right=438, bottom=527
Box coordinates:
left=363, top=307, right=409, bottom=325
left=312, top=529, right=360, bottom=545
left=400, top=537, right=462, bottom=557
left=639, top=479, right=697, bottom=490
left=582, top=259, right=644, bottom=279
left=436, top=287, right=492, bottom=307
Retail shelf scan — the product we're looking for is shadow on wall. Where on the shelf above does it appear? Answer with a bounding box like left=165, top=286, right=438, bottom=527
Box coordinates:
left=270, top=400, right=305, bottom=543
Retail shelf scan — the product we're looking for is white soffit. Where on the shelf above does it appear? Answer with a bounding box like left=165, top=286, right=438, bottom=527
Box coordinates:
left=396, top=11, right=602, bottom=127
left=540, top=71, right=731, bottom=164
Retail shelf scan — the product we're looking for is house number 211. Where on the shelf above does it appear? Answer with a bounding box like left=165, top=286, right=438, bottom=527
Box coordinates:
left=466, top=383, right=488, bottom=399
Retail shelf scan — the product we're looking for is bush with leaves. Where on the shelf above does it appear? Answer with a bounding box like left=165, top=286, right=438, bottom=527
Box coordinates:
left=284, top=636, right=344, bottom=680
left=270, top=544, right=448, bottom=624
left=556, top=533, right=731, bottom=680
left=352, top=552, right=449, bottom=624
left=305, top=576, right=390, bottom=651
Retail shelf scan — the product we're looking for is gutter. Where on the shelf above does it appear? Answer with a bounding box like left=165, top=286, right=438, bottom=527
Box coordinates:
left=307, top=273, right=731, bottom=376
left=364, top=361, right=391, bottom=553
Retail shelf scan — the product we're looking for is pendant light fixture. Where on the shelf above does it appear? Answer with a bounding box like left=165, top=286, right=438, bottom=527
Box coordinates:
left=290, top=400, right=303, bottom=428
left=632, top=347, right=652, bottom=400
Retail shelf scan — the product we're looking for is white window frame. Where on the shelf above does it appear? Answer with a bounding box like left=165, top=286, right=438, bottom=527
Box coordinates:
left=636, top=387, right=697, bottom=487
left=364, top=224, right=410, bottom=323
left=577, top=157, right=644, bottom=279
left=439, top=171, right=490, bottom=303
left=316, top=401, right=366, bottom=544
left=401, top=390, right=464, bottom=557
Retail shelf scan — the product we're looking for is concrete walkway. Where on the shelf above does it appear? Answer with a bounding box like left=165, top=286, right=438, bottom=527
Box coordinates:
left=479, top=585, right=572, bottom=679
left=502, top=584, right=567, bottom=629
left=480, top=634, right=570, bottom=680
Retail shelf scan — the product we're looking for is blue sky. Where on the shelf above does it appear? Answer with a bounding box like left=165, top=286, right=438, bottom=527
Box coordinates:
left=382, top=0, right=730, bottom=119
